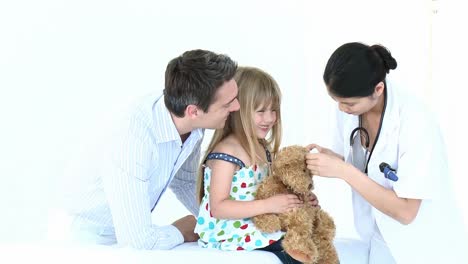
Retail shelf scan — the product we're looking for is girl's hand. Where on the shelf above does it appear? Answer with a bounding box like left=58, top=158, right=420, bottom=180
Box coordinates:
left=265, top=194, right=303, bottom=214
left=308, top=192, right=320, bottom=208
left=305, top=151, right=348, bottom=179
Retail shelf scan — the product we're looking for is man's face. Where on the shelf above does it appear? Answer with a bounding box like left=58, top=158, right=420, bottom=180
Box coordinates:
left=197, top=79, right=240, bottom=129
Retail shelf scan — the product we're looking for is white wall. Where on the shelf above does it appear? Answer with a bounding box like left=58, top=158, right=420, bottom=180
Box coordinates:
left=1, top=0, right=466, bottom=242
left=432, top=0, right=468, bottom=233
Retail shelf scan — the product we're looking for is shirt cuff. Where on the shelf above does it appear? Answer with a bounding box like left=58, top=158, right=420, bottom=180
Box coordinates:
left=162, top=224, right=184, bottom=247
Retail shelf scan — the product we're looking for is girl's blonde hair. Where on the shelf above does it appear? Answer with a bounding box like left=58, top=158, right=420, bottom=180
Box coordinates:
left=196, top=66, right=282, bottom=203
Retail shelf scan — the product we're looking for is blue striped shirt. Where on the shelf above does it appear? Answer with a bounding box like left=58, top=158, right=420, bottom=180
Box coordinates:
left=64, top=93, right=203, bottom=250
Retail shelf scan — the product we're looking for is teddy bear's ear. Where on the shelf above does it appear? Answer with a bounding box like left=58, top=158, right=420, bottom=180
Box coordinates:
left=272, top=145, right=309, bottom=174
left=272, top=145, right=312, bottom=194
left=275, top=145, right=307, bottom=162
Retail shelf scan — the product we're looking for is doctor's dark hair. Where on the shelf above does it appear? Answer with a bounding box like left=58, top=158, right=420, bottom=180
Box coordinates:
left=323, top=42, right=397, bottom=98
left=164, top=49, right=237, bottom=117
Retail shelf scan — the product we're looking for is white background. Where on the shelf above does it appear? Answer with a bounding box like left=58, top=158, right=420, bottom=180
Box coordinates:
left=1, top=0, right=466, bottom=242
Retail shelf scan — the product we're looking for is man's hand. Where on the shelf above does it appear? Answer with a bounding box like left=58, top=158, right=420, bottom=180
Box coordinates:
left=172, top=215, right=199, bottom=242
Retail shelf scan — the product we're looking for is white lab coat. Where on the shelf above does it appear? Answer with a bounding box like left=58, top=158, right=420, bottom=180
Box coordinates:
left=330, top=80, right=467, bottom=263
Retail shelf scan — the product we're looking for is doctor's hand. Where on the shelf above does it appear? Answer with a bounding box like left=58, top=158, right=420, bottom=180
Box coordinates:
left=305, top=144, right=344, bottom=161
left=305, top=151, right=348, bottom=179
left=172, top=215, right=199, bottom=242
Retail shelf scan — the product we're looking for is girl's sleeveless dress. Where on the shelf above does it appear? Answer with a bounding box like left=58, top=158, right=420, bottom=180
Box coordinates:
left=194, top=152, right=284, bottom=251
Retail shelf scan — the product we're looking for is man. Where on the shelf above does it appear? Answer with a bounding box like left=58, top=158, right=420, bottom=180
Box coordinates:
left=63, top=49, right=239, bottom=250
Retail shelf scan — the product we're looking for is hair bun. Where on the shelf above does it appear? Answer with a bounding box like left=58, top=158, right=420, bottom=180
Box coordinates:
left=371, top=44, right=397, bottom=73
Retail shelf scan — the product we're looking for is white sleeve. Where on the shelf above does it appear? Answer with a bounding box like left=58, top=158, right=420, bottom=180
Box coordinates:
left=104, top=115, right=183, bottom=250
left=169, top=141, right=201, bottom=215
left=393, top=104, right=446, bottom=200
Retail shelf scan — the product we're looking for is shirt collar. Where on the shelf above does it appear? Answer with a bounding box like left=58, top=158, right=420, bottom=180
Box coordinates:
left=380, top=80, right=399, bottom=133
left=152, top=94, right=204, bottom=144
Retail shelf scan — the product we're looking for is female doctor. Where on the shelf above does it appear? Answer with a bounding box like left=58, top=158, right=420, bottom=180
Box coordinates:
left=306, top=42, right=467, bottom=263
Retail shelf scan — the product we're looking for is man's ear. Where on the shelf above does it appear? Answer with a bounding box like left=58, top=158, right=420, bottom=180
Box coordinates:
left=373, top=81, right=385, bottom=98
left=185, top=104, right=199, bottom=118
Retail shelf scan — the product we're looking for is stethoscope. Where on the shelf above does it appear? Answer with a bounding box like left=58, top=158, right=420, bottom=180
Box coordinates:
left=348, top=85, right=397, bottom=180
left=349, top=126, right=371, bottom=172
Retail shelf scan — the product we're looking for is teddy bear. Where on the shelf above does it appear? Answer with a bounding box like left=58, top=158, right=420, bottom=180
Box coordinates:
left=252, top=145, right=339, bottom=264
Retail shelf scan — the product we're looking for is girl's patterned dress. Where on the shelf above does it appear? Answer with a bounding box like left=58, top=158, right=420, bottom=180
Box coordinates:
left=194, top=152, right=284, bottom=251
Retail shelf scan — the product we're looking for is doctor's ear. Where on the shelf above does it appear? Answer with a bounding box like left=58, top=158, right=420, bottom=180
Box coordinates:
left=373, top=82, right=385, bottom=98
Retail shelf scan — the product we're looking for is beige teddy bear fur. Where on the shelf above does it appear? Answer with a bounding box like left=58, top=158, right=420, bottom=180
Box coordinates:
left=252, top=145, right=339, bottom=264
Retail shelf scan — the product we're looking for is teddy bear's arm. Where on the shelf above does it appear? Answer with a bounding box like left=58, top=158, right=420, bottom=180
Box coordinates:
left=252, top=214, right=282, bottom=233
left=252, top=175, right=288, bottom=233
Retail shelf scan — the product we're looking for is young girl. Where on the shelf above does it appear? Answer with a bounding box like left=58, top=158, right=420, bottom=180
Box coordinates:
left=194, top=67, right=305, bottom=263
